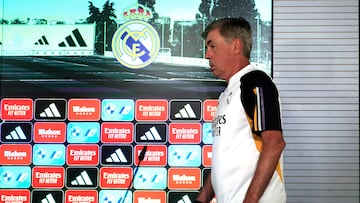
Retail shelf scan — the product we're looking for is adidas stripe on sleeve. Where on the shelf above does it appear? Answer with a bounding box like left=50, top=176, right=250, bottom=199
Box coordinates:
left=240, top=70, right=282, bottom=135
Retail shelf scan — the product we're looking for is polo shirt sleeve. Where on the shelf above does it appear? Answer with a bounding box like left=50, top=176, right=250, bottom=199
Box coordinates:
left=240, top=70, right=282, bottom=135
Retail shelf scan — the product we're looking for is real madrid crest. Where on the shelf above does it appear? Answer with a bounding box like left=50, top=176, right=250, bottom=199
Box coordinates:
left=112, top=4, right=160, bottom=69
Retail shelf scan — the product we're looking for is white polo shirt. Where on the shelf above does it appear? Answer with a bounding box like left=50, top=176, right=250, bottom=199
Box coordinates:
left=211, top=64, right=286, bottom=203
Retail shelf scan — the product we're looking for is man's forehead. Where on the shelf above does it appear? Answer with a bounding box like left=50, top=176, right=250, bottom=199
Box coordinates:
left=206, top=29, right=221, bottom=43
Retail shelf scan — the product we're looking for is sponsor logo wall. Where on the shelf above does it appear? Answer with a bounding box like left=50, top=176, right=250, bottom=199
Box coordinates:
left=0, top=98, right=218, bottom=203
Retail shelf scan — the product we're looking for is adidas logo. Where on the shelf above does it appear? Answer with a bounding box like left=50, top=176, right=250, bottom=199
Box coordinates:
left=105, top=148, right=128, bottom=163
left=170, top=101, right=202, bottom=121
left=140, top=126, right=162, bottom=141
left=135, top=123, right=166, bottom=143
left=5, top=126, right=27, bottom=140
left=1, top=123, right=32, bottom=143
left=39, top=103, right=61, bottom=118
left=101, top=146, right=132, bottom=165
left=59, top=28, right=87, bottom=47
left=70, top=170, right=93, bottom=186
left=177, top=195, right=192, bottom=203
left=33, top=191, right=63, bottom=203
left=35, top=35, right=49, bottom=45
left=41, top=194, right=56, bottom=203
left=174, top=104, right=197, bottom=118
left=35, top=99, right=66, bottom=120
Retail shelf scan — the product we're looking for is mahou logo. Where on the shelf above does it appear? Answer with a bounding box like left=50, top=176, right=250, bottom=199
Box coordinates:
left=168, top=168, right=201, bottom=190
left=0, top=144, right=32, bottom=165
left=34, top=122, right=66, bottom=143
left=68, top=99, right=101, bottom=121
left=133, top=190, right=166, bottom=203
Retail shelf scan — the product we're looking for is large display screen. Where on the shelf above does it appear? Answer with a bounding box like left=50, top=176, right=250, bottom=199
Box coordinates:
left=0, top=0, right=272, bottom=202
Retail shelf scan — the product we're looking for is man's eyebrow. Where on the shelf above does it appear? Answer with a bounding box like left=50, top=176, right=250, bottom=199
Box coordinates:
left=206, top=40, right=213, bottom=45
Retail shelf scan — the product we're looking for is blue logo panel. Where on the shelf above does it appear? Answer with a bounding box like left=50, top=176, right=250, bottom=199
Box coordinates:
left=202, top=123, right=214, bottom=144
left=67, top=122, right=100, bottom=143
left=99, top=190, right=132, bottom=203
left=33, top=144, right=66, bottom=165
left=101, top=99, right=134, bottom=121
left=0, top=166, right=31, bottom=188
left=168, top=145, right=201, bottom=167
left=133, top=167, right=167, bottom=189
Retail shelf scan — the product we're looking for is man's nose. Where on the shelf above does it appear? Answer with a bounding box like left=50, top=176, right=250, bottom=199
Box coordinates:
left=205, top=49, right=211, bottom=59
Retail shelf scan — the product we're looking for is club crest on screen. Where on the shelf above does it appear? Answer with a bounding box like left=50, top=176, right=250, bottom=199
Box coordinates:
left=112, top=4, right=160, bottom=69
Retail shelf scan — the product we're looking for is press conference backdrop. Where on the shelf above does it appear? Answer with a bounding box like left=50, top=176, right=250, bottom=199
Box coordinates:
left=0, top=1, right=272, bottom=203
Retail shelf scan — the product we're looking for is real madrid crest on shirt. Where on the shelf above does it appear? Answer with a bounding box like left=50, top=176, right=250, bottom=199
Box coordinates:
left=112, top=4, right=160, bottom=69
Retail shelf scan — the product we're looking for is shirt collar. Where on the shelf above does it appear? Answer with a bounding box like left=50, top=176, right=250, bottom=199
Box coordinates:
left=227, top=64, right=256, bottom=86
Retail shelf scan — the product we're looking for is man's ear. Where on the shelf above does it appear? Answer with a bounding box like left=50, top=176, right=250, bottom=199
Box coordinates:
left=232, top=38, right=242, bottom=55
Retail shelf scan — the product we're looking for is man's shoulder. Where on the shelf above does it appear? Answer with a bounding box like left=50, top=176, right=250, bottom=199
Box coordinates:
left=240, top=69, right=273, bottom=87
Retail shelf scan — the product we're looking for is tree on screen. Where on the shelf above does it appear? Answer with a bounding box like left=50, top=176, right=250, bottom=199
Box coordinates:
left=87, top=0, right=117, bottom=54
left=102, top=1, right=117, bottom=51
left=194, top=0, right=265, bottom=61
left=138, top=0, right=159, bottom=23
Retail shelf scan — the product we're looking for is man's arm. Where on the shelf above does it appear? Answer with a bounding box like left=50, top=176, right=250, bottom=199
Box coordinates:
left=243, top=130, right=286, bottom=203
left=195, top=171, right=215, bottom=203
